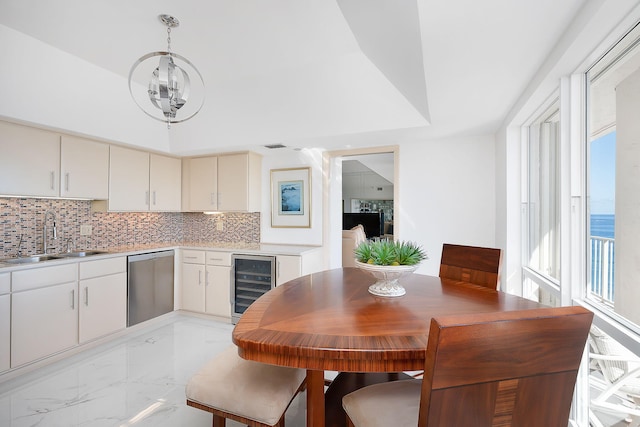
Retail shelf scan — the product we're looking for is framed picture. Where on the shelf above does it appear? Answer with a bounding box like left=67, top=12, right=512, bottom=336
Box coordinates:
left=270, top=167, right=311, bottom=228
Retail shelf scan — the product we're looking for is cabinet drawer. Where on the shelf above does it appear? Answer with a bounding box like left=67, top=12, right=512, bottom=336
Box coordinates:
left=80, top=257, right=126, bottom=280
left=0, top=272, right=9, bottom=295
left=183, top=250, right=205, bottom=264
left=206, top=251, right=231, bottom=266
left=12, top=263, right=77, bottom=292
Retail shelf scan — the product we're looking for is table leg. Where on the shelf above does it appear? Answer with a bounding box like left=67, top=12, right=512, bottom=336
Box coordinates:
left=306, top=369, right=325, bottom=427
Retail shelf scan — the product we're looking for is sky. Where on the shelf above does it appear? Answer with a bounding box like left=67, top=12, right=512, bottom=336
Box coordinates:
left=590, top=131, right=616, bottom=215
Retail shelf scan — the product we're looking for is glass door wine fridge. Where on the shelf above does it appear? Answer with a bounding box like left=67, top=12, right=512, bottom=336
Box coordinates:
left=231, top=254, right=276, bottom=324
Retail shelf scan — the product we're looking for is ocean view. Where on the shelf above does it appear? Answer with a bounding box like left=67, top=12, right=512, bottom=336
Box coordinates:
left=590, top=214, right=615, bottom=239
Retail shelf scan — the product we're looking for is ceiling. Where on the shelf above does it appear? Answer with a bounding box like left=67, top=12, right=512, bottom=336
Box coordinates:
left=0, top=0, right=587, bottom=156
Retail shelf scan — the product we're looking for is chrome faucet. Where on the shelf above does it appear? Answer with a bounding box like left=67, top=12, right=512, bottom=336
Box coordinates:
left=65, top=237, right=75, bottom=253
left=43, top=210, right=57, bottom=254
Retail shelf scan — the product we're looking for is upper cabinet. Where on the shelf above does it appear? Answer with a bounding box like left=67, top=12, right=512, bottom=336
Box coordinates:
left=60, top=135, right=109, bottom=199
left=183, top=152, right=261, bottom=212
left=107, top=146, right=181, bottom=212
left=0, top=121, right=109, bottom=200
left=0, top=121, right=60, bottom=197
left=149, top=154, right=182, bottom=211
left=185, top=156, right=218, bottom=211
left=109, top=146, right=150, bottom=211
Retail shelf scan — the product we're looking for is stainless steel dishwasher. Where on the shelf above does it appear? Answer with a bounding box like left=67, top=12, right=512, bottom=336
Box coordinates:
left=127, top=250, right=175, bottom=327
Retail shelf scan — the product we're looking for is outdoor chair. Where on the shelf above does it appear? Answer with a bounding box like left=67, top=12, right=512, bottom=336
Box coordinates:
left=588, top=326, right=640, bottom=427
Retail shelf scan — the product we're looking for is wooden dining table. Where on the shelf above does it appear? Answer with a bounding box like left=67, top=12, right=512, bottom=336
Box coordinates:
left=232, top=267, right=544, bottom=427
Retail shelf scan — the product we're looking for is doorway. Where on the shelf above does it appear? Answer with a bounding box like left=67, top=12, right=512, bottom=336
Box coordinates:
left=322, top=146, right=399, bottom=269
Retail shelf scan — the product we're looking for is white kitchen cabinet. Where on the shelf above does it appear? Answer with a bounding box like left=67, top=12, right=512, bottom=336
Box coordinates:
left=183, top=152, right=261, bottom=212
left=79, top=257, right=127, bottom=343
left=108, top=145, right=150, bottom=211
left=276, top=255, right=302, bottom=286
left=181, top=250, right=231, bottom=319
left=11, top=263, right=78, bottom=367
left=60, top=135, right=109, bottom=199
left=107, top=147, right=181, bottom=212
left=11, top=280, right=78, bottom=367
left=0, top=120, right=60, bottom=197
left=182, top=250, right=206, bottom=312
left=184, top=156, right=218, bottom=211
left=276, top=249, right=323, bottom=286
left=205, top=251, right=232, bottom=318
left=217, top=152, right=262, bottom=212
left=0, top=273, right=10, bottom=372
left=149, top=153, right=182, bottom=211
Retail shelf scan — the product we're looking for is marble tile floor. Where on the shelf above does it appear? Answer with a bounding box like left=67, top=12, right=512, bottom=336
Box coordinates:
left=0, top=313, right=307, bottom=427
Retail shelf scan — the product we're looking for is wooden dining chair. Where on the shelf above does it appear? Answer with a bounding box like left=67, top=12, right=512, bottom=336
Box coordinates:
left=439, top=243, right=502, bottom=289
left=343, top=306, right=593, bottom=427
left=186, top=345, right=306, bottom=427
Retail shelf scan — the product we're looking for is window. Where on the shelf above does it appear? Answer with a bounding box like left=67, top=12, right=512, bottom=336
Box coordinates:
left=586, top=22, right=640, bottom=331
left=523, top=101, right=561, bottom=306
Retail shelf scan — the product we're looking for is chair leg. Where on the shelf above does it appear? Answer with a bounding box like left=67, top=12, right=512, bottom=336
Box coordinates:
left=212, top=414, right=225, bottom=427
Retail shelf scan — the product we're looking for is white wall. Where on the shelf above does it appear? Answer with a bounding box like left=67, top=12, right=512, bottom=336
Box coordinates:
left=0, top=24, right=170, bottom=152
left=397, top=135, right=496, bottom=276
left=260, top=148, right=324, bottom=246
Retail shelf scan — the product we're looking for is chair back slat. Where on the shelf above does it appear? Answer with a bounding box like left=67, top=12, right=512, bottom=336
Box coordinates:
left=439, top=243, right=502, bottom=289
left=418, top=307, right=593, bottom=427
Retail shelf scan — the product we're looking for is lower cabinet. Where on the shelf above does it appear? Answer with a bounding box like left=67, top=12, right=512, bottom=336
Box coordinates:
left=181, top=250, right=231, bottom=319
left=0, top=273, right=8, bottom=372
left=9, top=257, right=127, bottom=369
left=11, top=280, right=78, bottom=367
left=79, top=257, right=127, bottom=343
left=182, top=262, right=206, bottom=312
left=205, top=264, right=231, bottom=318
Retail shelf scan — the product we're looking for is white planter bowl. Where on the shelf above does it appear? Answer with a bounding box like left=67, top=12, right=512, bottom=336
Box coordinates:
left=354, top=260, right=419, bottom=297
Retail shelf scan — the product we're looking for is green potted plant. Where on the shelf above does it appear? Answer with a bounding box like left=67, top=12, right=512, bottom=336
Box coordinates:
left=353, top=240, right=427, bottom=297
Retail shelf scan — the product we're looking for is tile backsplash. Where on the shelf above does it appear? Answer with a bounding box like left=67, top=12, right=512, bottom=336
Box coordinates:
left=0, top=197, right=260, bottom=258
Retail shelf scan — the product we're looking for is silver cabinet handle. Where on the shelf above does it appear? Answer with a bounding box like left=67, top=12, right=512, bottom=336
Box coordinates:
left=145, top=191, right=150, bottom=206
left=50, top=171, right=55, bottom=190
left=206, top=270, right=209, bottom=286
left=184, top=256, right=198, bottom=260
left=153, top=190, right=157, bottom=205
left=65, top=172, right=70, bottom=191
left=198, top=270, right=202, bottom=285
left=85, top=287, right=89, bottom=306
left=71, top=289, right=75, bottom=309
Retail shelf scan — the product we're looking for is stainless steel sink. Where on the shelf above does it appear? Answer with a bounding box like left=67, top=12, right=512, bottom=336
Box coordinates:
left=0, top=250, right=108, bottom=264
left=55, top=250, right=108, bottom=258
left=1, top=254, right=61, bottom=264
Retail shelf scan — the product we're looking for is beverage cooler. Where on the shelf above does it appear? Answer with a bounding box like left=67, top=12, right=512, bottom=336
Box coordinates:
left=231, top=254, right=276, bottom=324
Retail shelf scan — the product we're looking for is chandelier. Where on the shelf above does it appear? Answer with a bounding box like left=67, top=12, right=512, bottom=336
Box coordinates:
left=128, top=15, right=205, bottom=128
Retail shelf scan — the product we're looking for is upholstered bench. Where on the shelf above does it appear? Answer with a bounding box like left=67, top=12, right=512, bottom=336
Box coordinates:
left=186, top=345, right=306, bottom=427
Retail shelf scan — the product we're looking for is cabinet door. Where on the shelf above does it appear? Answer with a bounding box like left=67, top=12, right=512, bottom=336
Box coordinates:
left=109, top=146, right=150, bottom=211
left=182, top=263, right=205, bottom=312
left=0, top=294, right=9, bottom=372
left=217, top=154, right=248, bottom=211
left=0, top=120, right=60, bottom=197
left=218, top=152, right=262, bottom=211
left=79, top=272, right=126, bottom=343
left=11, top=281, right=78, bottom=367
left=276, top=255, right=302, bottom=286
left=205, top=265, right=231, bottom=318
left=188, top=156, right=218, bottom=211
left=60, top=135, right=109, bottom=199
left=150, top=153, right=182, bottom=211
